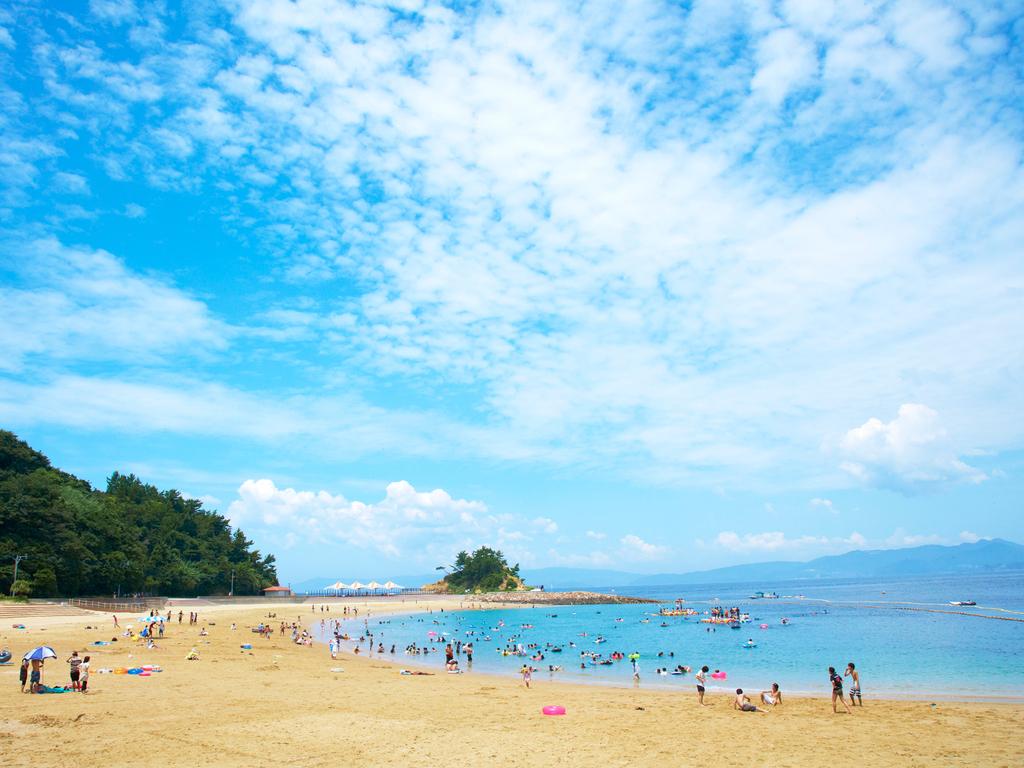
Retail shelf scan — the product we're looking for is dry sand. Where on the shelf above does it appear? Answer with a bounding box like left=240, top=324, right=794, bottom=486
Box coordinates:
left=1, top=599, right=1021, bottom=768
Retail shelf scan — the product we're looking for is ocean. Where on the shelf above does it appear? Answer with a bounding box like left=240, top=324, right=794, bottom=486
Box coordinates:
left=317, top=570, right=1024, bottom=700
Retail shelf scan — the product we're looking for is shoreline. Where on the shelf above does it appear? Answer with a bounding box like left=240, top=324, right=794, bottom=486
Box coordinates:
left=1, top=600, right=1022, bottom=768
left=314, top=601, right=1024, bottom=704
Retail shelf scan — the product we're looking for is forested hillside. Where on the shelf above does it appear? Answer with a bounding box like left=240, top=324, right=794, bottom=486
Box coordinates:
left=0, top=430, right=276, bottom=597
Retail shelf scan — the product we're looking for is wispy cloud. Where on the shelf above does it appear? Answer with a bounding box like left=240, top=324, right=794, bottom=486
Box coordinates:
left=1, top=0, right=1021, bottom=509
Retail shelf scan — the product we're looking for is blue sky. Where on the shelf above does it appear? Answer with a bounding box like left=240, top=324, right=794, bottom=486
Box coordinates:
left=1, top=0, right=1022, bottom=583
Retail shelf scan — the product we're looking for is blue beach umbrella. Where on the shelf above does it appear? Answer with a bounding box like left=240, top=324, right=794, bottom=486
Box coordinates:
left=23, top=646, right=57, bottom=661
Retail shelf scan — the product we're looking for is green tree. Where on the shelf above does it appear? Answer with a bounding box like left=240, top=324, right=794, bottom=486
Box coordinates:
left=0, top=431, right=278, bottom=597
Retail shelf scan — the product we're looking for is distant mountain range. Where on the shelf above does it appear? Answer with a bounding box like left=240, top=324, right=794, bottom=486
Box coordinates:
left=287, top=539, right=1024, bottom=592
left=521, top=539, right=1024, bottom=589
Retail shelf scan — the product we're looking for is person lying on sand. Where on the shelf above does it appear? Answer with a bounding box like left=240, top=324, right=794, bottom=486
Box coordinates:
left=400, top=669, right=434, bottom=675
left=733, top=689, right=767, bottom=713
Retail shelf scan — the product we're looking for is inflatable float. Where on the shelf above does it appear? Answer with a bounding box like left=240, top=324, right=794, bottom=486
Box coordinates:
left=542, top=705, right=566, bottom=716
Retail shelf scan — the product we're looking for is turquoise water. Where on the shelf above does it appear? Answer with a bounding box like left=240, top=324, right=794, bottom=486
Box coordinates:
left=320, top=571, right=1024, bottom=700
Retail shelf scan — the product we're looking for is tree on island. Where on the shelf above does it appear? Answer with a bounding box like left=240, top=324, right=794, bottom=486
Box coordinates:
left=436, top=546, right=526, bottom=593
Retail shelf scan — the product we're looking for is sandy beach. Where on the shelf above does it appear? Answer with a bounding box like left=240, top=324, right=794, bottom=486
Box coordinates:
left=1, top=599, right=1021, bottom=768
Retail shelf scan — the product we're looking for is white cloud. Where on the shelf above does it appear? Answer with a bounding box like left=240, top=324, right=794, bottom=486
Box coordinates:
left=838, top=404, right=987, bottom=491
left=227, top=478, right=489, bottom=559
left=958, top=530, right=980, bottom=543
left=713, top=530, right=861, bottom=553
left=3, top=1, right=1022, bottom=495
left=52, top=172, right=90, bottom=195
left=884, top=529, right=943, bottom=548
left=751, top=27, right=817, bottom=105
left=532, top=517, right=558, bottom=534
left=122, top=202, right=146, bottom=218
left=585, top=530, right=606, bottom=540
left=619, top=534, right=669, bottom=561
left=810, top=497, right=836, bottom=513
left=0, top=237, right=227, bottom=372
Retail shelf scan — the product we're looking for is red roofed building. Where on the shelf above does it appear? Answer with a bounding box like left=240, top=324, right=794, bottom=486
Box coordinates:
left=262, top=585, right=292, bottom=596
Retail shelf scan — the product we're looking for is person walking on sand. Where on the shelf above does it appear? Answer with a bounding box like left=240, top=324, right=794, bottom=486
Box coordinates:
left=829, top=666, right=852, bottom=714
left=19, top=659, right=29, bottom=693
left=696, top=665, right=709, bottom=706
left=520, top=664, right=532, bottom=688
left=845, top=662, right=862, bottom=706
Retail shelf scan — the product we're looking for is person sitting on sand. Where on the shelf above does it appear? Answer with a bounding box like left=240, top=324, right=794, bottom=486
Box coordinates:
left=199, top=627, right=208, bottom=636
left=733, top=689, right=766, bottom=713
left=760, top=683, right=782, bottom=707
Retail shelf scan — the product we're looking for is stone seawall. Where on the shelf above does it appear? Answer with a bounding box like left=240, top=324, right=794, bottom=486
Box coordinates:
left=473, top=590, right=658, bottom=605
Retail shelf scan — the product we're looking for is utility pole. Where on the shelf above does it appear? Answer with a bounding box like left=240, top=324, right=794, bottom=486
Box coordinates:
left=230, top=568, right=235, bottom=597
left=10, top=554, right=27, bottom=595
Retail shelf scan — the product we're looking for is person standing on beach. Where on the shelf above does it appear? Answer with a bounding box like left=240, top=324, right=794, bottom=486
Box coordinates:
left=29, top=659, right=41, bottom=693
left=19, top=659, right=29, bottom=692
left=67, top=651, right=82, bottom=691
left=845, top=662, right=862, bottom=706
left=829, top=666, right=852, bottom=714
left=520, top=664, right=532, bottom=688
left=113, top=614, right=119, bottom=628
left=80, top=656, right=90, bottom=693
left=696, top=666, right=709, bottom=706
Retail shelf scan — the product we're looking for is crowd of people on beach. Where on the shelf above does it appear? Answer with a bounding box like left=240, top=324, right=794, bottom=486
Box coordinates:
left=11, top=601, right=867, bottom=714
left=316, top=607, right=868, bottom=713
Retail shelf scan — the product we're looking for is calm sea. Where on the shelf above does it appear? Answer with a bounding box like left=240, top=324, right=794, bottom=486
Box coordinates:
left=319, top=571, right=1024, bottom=700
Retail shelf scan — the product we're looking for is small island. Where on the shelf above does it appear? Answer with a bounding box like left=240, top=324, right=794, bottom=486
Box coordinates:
left=423, top=546, right=656, bottom=604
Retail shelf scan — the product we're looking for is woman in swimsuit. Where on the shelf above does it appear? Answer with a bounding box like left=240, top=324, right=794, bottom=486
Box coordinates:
left=829, top=666, right=852, bottom=713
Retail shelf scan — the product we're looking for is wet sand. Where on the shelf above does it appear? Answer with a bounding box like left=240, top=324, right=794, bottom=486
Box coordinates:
left=0, top=599, right=1021, bottom=768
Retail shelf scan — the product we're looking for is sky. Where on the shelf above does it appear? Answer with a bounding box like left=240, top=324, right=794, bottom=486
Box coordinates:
left=1, top=0, right=1022, bottom=584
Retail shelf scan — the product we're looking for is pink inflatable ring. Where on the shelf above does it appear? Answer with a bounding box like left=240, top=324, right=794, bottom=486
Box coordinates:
left=542, top=705, right=566, bottom=716
left=711, top=671, right=727, bottom=680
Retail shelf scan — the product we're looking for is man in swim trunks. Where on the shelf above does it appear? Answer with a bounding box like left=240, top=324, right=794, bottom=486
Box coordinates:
left=30, top=659, right=41, bottom=693
left=733, top=689, right=766, bottom=713
left=760, top=682, right=782, bottom=707
left=696, top=665, right=709, bottom=706
left=845, top=662, right=862, bottom=706
left=829, top=666, right=852, bottom=713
